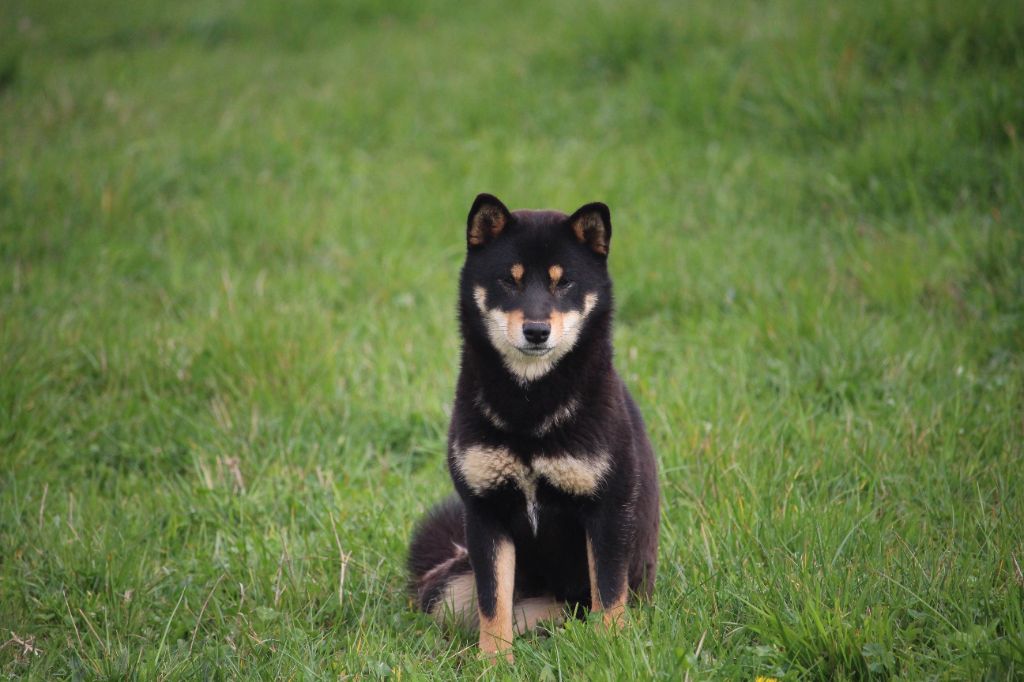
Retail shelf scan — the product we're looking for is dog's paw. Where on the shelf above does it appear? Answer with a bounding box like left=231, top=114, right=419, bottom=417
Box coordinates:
left=479, top=633, right=515, bottom=664
left=479, top=647, right=515, bottom=664
left=594, top=604, right=626, bottom=632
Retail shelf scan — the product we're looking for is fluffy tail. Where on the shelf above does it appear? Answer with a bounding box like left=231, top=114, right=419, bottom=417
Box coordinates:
left=407, top=496, right=476, bottom=628
left=408, top=496, right=566, bottom=633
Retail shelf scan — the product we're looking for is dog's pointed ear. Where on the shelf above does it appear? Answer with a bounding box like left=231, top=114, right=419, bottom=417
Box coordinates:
left=568, top=202, right=611, bottom=256
left=467, top=193, right=511, bottom=248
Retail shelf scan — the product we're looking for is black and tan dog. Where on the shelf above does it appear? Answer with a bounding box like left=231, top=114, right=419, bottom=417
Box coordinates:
left=408, top=194, right=659, bottom=660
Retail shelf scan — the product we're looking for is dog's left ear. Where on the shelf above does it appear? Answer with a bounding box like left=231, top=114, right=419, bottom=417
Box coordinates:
left=567, top=202, right=611, bottom=256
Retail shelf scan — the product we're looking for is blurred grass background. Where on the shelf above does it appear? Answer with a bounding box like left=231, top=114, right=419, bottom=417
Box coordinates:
left=1, top=0, right=1022, bottom=678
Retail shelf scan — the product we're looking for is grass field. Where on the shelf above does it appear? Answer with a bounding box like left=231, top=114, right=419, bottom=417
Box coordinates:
left=2, top=0, right=1023, bottom=678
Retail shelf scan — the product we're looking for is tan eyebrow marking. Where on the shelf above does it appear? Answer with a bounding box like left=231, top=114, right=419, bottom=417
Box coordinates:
left=548, top=265, right=563, bottom=292
left=511, top=263, right=524, bottom=284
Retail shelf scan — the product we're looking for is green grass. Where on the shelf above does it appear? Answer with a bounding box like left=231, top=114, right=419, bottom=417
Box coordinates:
left=1, top=0, right=1022, bottom=678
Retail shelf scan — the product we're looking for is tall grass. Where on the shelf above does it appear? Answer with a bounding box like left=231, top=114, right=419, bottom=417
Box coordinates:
left=1, top=0, right=1022, bottom=678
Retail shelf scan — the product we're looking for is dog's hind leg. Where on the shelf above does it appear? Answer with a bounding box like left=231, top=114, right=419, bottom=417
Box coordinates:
left=513, top=597, right=565, bottom=634
left=423, top=571, right=564, bottom=634
left=430, top=571, right=479, bottom=629
left=409, top=497, right=565, bottom=640
left=424, top=574, right=565, bottom=635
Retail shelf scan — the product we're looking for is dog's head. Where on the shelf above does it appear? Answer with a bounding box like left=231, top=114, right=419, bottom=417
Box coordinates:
left=459, top=193, right=612, bottom=383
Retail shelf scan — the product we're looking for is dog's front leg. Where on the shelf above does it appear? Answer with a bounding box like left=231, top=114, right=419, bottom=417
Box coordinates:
left=586, top=503, right=632, bottom=630
left=465, top=509, right=516, bottom=661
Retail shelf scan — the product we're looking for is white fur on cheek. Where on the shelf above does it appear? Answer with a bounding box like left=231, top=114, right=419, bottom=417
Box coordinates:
left=556, top=293, right=598, bottom=354
left=473, top=286, right=600, bottom=385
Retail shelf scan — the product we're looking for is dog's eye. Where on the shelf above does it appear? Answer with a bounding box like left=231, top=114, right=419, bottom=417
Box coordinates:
left=497, top=276, right=518, bottom=292
left=556, top=278, right=575, bottom=291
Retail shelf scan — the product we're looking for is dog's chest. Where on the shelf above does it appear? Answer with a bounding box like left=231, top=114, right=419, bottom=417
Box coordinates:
left=453, top=444, right=610, bottom=532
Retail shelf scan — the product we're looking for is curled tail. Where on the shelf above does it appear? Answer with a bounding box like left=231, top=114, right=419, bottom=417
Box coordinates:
left=407, top=496, right=477, bottom=628
left=408, top=496, right=566, bottom=633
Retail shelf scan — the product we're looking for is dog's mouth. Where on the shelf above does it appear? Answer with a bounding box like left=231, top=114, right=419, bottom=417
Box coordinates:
left=517, top=345, right=553, bottom=357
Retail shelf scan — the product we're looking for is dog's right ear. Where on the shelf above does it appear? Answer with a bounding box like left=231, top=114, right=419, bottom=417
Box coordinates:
left=467, top=193, right=511, bottom=248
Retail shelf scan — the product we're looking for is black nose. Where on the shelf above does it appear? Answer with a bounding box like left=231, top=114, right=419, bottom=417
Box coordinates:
left=523, top=321, right=551, bottom=345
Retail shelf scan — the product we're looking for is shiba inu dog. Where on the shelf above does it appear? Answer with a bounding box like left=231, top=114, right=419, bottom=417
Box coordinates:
left=408, top=194, right=659, bottom=661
